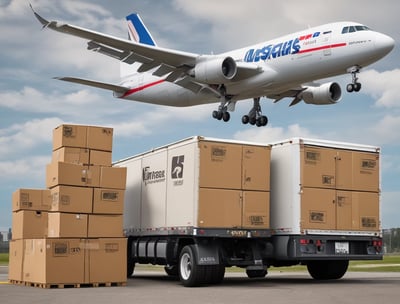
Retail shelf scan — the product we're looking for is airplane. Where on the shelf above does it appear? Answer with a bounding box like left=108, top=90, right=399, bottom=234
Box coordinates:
left=32, top=6, right=395, bottom=127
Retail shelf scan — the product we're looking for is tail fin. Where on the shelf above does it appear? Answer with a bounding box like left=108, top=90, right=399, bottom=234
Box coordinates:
left=121, top=13, right=157, bottom=79
left=125, top=13, right=157, bottom=46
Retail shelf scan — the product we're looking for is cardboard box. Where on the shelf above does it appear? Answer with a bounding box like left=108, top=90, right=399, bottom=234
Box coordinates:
left=242, top=191, right=270, bottom=229
left=199, top=141, right=243, bottom=190
left=11, top=211, right=48, bottom=240
left=93, top=188, right=125, bottom=214
left=53, top=124, right=87, bottom=151
left=90, top=150, right=112, bottom=167
left=50, top=185, right=93, bottom=213
left=46, top=162, right=100, bottom=188
left=85, top=238, right=126, bottom=283
left=198, top=188, right=242, bottom=228
left=8, top=239, right=24, bottom=281
left=86, top=126, right=113, bottom=152
left=52, top=147, right=90, bottom=165
left=99, top=166, right=127, bottom=189
left=12, top=189, right=51, bottom=212
left=242, top=145, right=271, bottom=191
left=23, top=239, right=85, bottom=284
left=48, top=213, right=88, bottom=238
left=88, top=214, right=124, bottom=237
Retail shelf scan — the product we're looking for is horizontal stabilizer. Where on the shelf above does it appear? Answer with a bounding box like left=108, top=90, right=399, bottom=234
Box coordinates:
left=55, top=77, right=129, bottom=94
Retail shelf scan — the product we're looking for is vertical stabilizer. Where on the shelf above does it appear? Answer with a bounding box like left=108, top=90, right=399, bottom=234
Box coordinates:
left=121, top=13, right=157, bottom=79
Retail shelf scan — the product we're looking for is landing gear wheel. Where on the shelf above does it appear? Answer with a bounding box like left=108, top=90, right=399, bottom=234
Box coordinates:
left=249, top=117, right=257, bottom=125
left=212, top=110, right=219, bottom=119
left=353, top=82, right=361, bottom=92
left=242, top=115, right=250, bottom=124
left=222, top=111, right=230, bottom=122
left=346, top=83, right=354, bottom=93
left=258, top=116, right=268, bottom=127
left=179, top=245, right=203, bottom=287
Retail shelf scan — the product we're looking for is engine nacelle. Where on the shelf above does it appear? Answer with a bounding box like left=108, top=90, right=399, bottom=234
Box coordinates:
left=301, top=82, right=342, bottom=105
left=192, top=56, right=237, bottom=84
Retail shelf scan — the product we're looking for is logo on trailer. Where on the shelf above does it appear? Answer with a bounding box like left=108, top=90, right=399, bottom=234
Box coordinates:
left=142, top=166, right=166, bottom=186
left=171, top=155, right=184, bottom=186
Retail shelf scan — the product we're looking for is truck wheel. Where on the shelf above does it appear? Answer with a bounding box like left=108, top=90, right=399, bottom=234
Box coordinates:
left=246, top=269, right=267, bottom=278
left=307, top=260, right=349, bottom=280
left=179, top=245, right=204, bottom=287
left=210, top=264, right=225, bottom=284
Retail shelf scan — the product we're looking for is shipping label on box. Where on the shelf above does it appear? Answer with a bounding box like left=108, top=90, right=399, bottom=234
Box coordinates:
left=12, top=189, right=51, bottom=212
left=50, top=185, right=92, bottom=213
left=46, top=162, right=100, bottom=188
left=92, top=188, right=124, bottom=214
left=53, top=124, right=87, bottom=151
left=48, top=213, right=88, bottom=238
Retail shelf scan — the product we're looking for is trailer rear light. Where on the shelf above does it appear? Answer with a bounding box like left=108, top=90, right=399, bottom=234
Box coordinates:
left=299, top=239, right=310, bottom=245
left=372, top=240, right=382, bottom=247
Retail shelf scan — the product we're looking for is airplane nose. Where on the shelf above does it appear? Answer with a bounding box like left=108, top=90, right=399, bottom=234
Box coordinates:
left=375, top=33, right=395, bottom=56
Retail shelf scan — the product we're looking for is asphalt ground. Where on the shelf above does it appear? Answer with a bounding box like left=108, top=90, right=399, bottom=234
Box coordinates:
left=1, top=266, right=400, bottom=304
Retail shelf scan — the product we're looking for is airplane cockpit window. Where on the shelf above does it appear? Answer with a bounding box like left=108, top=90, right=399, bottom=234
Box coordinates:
left=342, top=25, right=371, bottom=34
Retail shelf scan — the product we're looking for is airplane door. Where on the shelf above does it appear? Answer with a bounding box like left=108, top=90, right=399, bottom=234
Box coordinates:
left=322, top=32, right=332, bottom=56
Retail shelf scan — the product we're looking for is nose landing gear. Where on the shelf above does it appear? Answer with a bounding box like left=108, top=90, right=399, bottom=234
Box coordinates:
left=346, top=66, right=362, bottom=93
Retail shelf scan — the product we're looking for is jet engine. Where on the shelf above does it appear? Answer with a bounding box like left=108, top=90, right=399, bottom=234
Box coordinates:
left=301, top=82, right=342, bottom=105
left=191, top=56, right=237, bottom=84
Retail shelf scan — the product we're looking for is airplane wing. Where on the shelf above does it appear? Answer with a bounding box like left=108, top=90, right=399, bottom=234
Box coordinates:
left=54, top=77, right=130, bottom=94
left=32, top=7, right=262, bottom=95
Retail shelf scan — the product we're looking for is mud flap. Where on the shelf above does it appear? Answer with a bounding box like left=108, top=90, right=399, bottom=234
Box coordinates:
left=193, top=241, right=220, bottom=266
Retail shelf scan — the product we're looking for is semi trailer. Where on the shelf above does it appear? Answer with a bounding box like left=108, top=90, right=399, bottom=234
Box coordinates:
left=114, top=136, right=382, bottom=287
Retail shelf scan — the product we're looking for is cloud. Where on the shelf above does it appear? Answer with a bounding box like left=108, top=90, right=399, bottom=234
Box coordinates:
left=361, top=69, right=400, bottom=108
left=233, top=123, right=319, bottom=143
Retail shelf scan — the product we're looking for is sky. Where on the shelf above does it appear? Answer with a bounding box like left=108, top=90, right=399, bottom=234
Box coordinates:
left=0, top=0, right=399, bottom=230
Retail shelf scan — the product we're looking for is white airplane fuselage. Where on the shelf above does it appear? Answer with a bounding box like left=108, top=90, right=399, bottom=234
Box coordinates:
left=117, top=22, right=394, bottom=107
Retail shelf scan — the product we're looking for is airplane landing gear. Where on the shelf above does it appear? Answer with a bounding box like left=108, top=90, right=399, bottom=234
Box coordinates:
left=242, top=97, right=268, bottom=127
left=212, top=85, right=232, bottom=122
left=346, top=66, right=362, bottom=93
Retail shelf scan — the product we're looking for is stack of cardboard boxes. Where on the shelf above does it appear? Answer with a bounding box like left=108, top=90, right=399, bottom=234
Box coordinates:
left=9, top=124, right=127, bottom=287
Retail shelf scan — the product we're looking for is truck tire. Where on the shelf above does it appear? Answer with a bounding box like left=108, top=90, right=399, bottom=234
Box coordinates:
left=179, top=245, right=205, bottom=287
left=246, top=269, right=267, bottom=279
left=307, top=260, right=349, bottom=280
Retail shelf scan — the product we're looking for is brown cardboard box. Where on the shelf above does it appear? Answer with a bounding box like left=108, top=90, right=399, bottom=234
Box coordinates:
left=242, top=145, right=271, bottom=191
left=46, top=162, right=100, bottom=188
left=90, top=150, right=112, bottom=167
left=300, top=188, right=336, bottom=230
left=336, top=191, right=379, bottom=231
left=12, top=211, right=48, bottom=240
left=53, top=124, right=87, bottom=151
left=50, top=185, right=93, bottom=213
left=242, top=191, right=270, bottom=229
left=86, top=126, right=113, bottom=152
left=301, top=146, right=336, bottom=189
left=8, top=239, right=24, bottom=281
left=88, top=214, right=124, bottom=237
left=199, top=141, right=242, bottom=190
left=85, top=238, right=126, bottom=283
left=12, top=189, right=51, bottom=212
left=92, top=188, right=124, bottom=214
left=350, top=152, right=379, bottom=192
left=99, top=166, right=127, bottom=189
left=52, top=147, right=90, bottom=165
left=47, top=213, right=88, bottom=238
left=198, top=188, right=242, bottom=228
left=23, top=239, right=85, bottom=284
